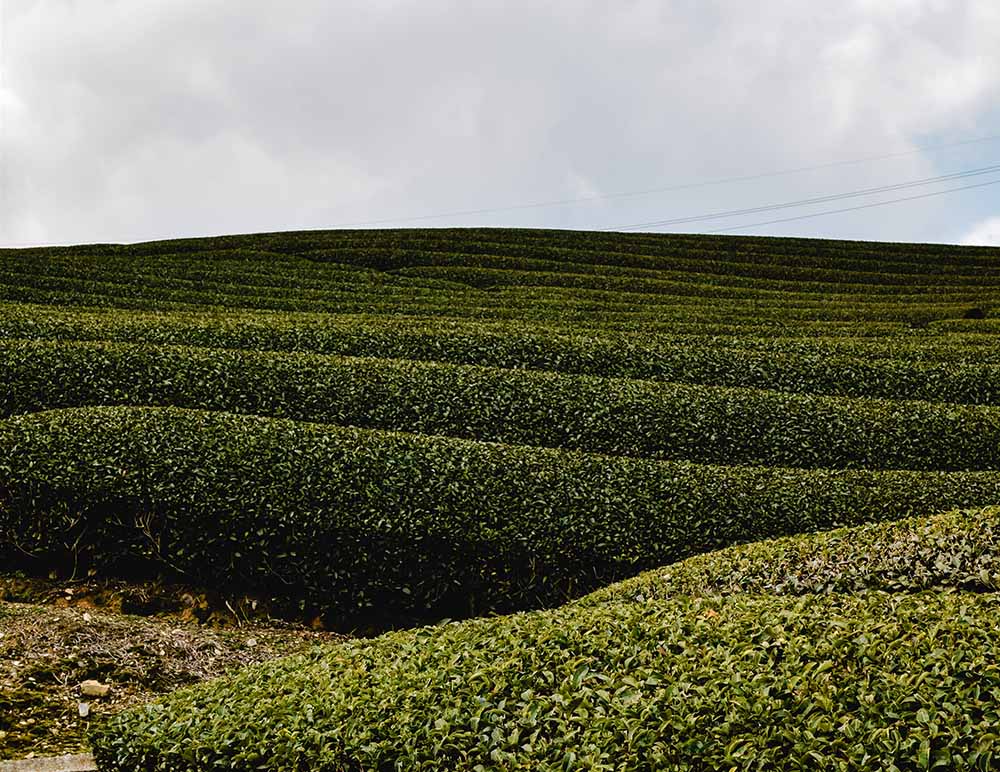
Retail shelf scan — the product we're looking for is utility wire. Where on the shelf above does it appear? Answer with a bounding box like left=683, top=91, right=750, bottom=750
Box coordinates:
left=609, top=162, right=1000, bottom=231
left=690, top=177, right=1000, bottom=235
left=328, top=132, right=1000, bottom=228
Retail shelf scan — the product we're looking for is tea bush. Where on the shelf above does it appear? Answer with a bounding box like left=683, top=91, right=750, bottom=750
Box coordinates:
left=91, top=509, right=1000, bottom=771
left=3, top=227, right=1000, bottom=768
left=8, top=339, right=1000, bottom=469
left=4, top=407, right=1000, bottom=621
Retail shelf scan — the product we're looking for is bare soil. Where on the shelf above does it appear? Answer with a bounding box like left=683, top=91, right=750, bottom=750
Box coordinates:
left=0, top=575, right=346, bottom=760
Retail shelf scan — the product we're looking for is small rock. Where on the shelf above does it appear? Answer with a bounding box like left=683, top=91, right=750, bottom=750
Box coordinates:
left=80, top=679, right=110, bottom=698
left=78, top=702, right=91, bottom=718
left=82, top=612, right=92, bottom=622
left=245, top=637, right=258, bottom=648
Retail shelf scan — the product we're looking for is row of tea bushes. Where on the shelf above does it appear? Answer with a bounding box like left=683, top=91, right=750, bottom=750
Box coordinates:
left=4, top=406, right=1000, bottom=622
left=8, top=339, right=1000, bottom=469
left=585, top=506, right=1000, bottom=603
left=4, top=306, right=1000, bottom=402
left=90, top=509, right=1000, bottom=770
left=0, top=304, right=938, bottom=357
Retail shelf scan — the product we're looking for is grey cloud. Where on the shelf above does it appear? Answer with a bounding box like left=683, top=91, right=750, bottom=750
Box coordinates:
left=3, top=0, right=1000, bottom=246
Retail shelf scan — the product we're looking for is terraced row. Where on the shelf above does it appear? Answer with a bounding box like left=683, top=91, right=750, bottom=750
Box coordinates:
left=5, top=306, right=1000, bottom=403
left=91, top=508, right=1000, bottom=771
left=4, top=406, right=1000, bottom=625
left=7, top=339, right=1000, bottom=470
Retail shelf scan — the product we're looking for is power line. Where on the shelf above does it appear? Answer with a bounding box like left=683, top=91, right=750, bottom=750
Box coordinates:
left=609, top=162, right=1000, bottom=231
left=689, top=177, right=1000, bottom=235
left=327, top=132, right=1000, bottom=229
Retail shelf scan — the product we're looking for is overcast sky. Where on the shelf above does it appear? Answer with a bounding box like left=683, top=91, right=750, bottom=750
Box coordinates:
left=2, top=0, right=1000, bottom=247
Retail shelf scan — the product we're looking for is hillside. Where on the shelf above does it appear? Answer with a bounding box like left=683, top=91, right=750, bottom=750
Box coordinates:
left=1, top=227, right=999, bottom=768
left=92, top=506, right=1000, bottom=770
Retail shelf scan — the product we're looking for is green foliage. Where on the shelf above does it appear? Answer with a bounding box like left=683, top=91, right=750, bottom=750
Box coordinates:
left=584, top=506, right=1000, bottom=603
left=7, top=339, right=1000, bottom=470
left=4, top=407, right=1000, bottom=623
left=91, top=582, right=1000, bottom=769
left=3, top=227, right=1000, bottom=768
left=8, top=306, right=1000, bottom=404
left=2, top=228, right=998, bottom=325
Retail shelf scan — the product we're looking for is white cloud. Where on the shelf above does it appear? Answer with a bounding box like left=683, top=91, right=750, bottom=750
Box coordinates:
left=3, top=0, right=1000, bottom=245
left=960, top=216, right=1000, bottom=246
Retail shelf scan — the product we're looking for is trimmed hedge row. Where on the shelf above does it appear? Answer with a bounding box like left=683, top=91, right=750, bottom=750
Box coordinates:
left=0, top=302, right=923, bottom=345
left=585, top=506, right=1000, bottom=604
left=20, top=226, right=998, bottom=273
left=9, top=300, right=1000, bottom=359
left=1, top=279, right=982, bottom=323
left=3, top=406, right=1000, bottom=623
left=12, top=247, right=999, bottom=300
left=1, top=301, right=993, bottom=357
left=8, top=339, right=1000, bottom=470
left=5, top=307, right=1000, bottom=402
left=90, top=589, right=1000, bottom=770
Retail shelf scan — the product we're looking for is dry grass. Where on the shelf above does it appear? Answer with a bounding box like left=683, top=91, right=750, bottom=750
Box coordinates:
left=0, top=578, right=345, bottom=760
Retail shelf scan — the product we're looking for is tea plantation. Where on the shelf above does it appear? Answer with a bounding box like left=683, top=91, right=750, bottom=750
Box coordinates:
left=1, top=227, right=999, bottom=769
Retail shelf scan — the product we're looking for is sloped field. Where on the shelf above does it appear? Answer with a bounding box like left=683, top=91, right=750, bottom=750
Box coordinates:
left=92, top=508, right=1000, bottom=771
left=1, top=228, right=999, bottom=768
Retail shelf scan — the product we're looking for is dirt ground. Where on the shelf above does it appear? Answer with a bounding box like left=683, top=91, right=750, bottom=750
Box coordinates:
left=0, top=575, right=346, bottom=760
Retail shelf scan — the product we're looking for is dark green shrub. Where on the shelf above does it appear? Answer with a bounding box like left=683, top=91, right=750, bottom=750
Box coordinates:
left=9, top=339, right=1000, bottom=470
left=4, top=407, right=1000, bottom=624
left=585, top=506, right=1000, bottom=604
left=91, top=586, right=1000, bottom=770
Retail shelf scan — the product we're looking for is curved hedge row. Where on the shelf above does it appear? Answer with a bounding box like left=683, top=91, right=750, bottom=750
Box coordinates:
left=5, top=307, right=1000, bottom=403
left=91, top=589, right=1000, bottom=769
left=3, top=407, right=1000, bottom=624
left=4, top=241, right=997, bottom=323
left=585, top=506, right=1000, bottom=604
left=6, top=302, right=1000, bottom=361
left=8, top=339, right=1000, bottom=470
left=0, top=301, right=936, bottom=339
